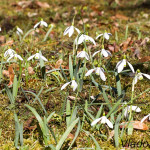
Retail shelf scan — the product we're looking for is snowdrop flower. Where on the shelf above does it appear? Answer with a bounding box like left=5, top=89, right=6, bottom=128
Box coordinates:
left=34, top=19, right=48, bottom=29
left=141, top=114, right=150, bottom=123
left=96, top=31, right=112, bottom=40
left=64, top=25, right=80, bottom=37
left=92, top=48, right=112, bottom=57
left=91, top=116, right=113, bottom=129
left=27, top=53, right=48, bottom=61
left=75, top=34, right=96, bottom=46
left=116, top=56, right=135, bottom=73
left=133, top=69, right=150, bottom=85
left=76, top=50, right=90, bottom=60
left=7, top=53, right=23, bottom=62
left=16, top=26, right=23, bottom=35
left=124, top=105, right=141, bottom=118
left=85, top=67, right=106, bottom=81
left=4, top=49, right=16, bottom=58
left=61, top=78, right=78, bottom=91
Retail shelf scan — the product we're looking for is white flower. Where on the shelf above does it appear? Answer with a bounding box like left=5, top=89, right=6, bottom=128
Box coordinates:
left=75, top=34, right=96, bottom=46
left=0, top=27, right=1, bottom=31
left=16, top=27, right=23, bottom=35
left=27, top=53, right=48, bottom=61
left=133, top=71, right=150, bottom=85
left=61, top=79, right=78, bottom=91
left=34, top=20, right=48, bottom=29
left=92, top=49, right=112, bottom=57
left=124, top=105, right=141, bottom=118
left=64, top=25, right=80, bottom=37
left=85, top=67, right=106, bottom=81
left=141, top=114, right=150, bottom=123
left=76, top=51, right=90, bottom=60
left=116, top=59, right=135, bottom=73
left=91, top=116, right=113, bottom=128
left=96, top=32, right=112, bottom=40
left=4, top=49, right=16, bottom=58
left=7, top=53, right=23, bottom=62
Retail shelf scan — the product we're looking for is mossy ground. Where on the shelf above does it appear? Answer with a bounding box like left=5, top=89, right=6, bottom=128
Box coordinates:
left=0, top=0, right=150, bottom=149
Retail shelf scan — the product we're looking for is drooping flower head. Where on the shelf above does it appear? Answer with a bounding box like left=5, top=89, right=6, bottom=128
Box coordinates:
left=34, top=19, right=48, bottom=29
left=96, top=30, right=112, bottom=40
left=76, top=48, right=90, bottom=60
left=4, top=49, right=16, bottom=58
left=27, top=53, right=48, bottom=62
left=91, top=115, right=113, bottom=129
left=61, top=77, right=78, bottom=91
left=133, top=69, right=150, bottom=85
left=85, top=66, right=106, bottom=81
left=116, top=55, right=135, bottom=73
left=75, top=33, right=96, bottom=46
left=16, top=26, right=23, bottom=35
left=7, top=53, right=23, bottom=62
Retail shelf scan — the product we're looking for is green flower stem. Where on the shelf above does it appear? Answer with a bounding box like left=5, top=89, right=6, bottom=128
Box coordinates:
left=72, top=91, right=79, bottom=114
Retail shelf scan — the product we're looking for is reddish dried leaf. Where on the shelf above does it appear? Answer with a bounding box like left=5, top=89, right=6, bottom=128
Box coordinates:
left=115, top=14, right=129, bottom=20
left=8, top=65, right=15, bottom=86
left=120, top=121, right=148, bottom=130
left=28, top=67, right=35, bottom=75
left=67, top=133, right=74, bottom=140
left=139, top=56, right=150, bottom=63
left=0, top=36, right=6, bottom=44
left=120, top=37, right=132, bottom=52
left=1, top=40, right=14, bottom=47
left=140, top=37, right=149, bottom=46
left=55, top=59, right=63, bottom=69
left=2, top=70, right=9, bottom=77
left=36, top=1, right=50, bottom=8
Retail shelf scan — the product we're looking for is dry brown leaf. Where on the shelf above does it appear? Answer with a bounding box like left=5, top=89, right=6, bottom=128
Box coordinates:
left=115, top=14, right=129, bottom=20
left=8, top=65, right=15, bottom=86
left=67, top=133, right=74, bottom=140
left=17, top=1, right=32, bottom=8
left=108, top=43, right=119, bottom=52
left=139, top=56, right=150, bottom=63
left=55, top=59, right=63, bottom=69
left=28, top=67, right=35, bottom=75
left=1, top=39, right=14, bottom=47
left=78, top=18, right=89, bottom=25
left=36, top=1, right=50, bottom=8
left=2, top=70, right=9, bottom=77
left=120, top=37, right=132, bottom=52
left=120, top=121, right=148, bottom=130
left=0, top=36, right=6, bottom=44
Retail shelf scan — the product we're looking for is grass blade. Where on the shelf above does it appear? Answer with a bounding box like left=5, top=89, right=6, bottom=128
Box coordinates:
left=56, top=118, right=79, bottom=150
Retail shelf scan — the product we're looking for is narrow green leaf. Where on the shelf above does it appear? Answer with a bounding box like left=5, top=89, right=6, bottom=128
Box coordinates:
left=69, top=55, right=73, bottom=80
left=66, top=100, right=71, bottom=128
left=5, top=85, right=14, bottom=104
left=22, top=29, right=35, bottom=40
left=47, top=112, right=55, bottom=122
left=68, top=119, right=81, bottom=150
left=96, top=104, right=103, bottom=119
left=82, top=130, right=102, bottom=150
left=13, top=75, right=18, bottom=99
left=56, top=118, right=79, bottom=150
left=115, top=71, right=121, bottom=97
left=43, top=24, right=54, bottom=42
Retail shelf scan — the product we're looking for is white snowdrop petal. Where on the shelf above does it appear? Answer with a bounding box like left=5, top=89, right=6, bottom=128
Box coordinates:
left=61, top=82, right=71, bottom=90
left=7, top=55, right=14, bottom=62
left=124, top=108, right=128, bottom=118
left=91, top=118, right=101, bottom=126
left=64, top=27, right=70, bottom=35
left=92, top=50, right=101, bottom=57
left=34, top=22, right=40, bottom=29
left=104, top=33, right=109, bottom=40
left=141, top=114, right=150, bottom=123
left=96, top=34, right=103, bottom=39
left=127, top=61, right=135, bottom=73
left=42, top=21, right=48, bottom=27
left=142, top=73, right=150, bottom=79
left=17, top=55, right=23, bottom=61
left=117, top=60, right=124, bottom=73
left=17, top=27, right=23, bottom=34
left=106, top=118, right=113, bottom=129
left=40, top=55, right=48, bottom=61
left=85, top=69, right=95, bottom=76
left=99, top=68, right=106, bottom=81
left=101, top=116, right=107, bottom=124
left=68, top=26, right=74, bottom=37
left=133, top=76, right=138, bottom=85
left=27, top=54, right=36, bottom=61
left=131, top=106, right=141, bottom=112
left=75, top=27, right=80, bottom=34
left=101, top=49, right=108, bottom=57
left=71, top=80, right=78, bottom=91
